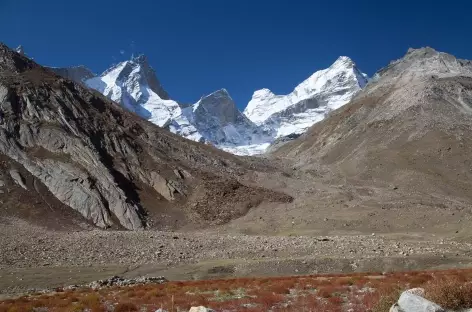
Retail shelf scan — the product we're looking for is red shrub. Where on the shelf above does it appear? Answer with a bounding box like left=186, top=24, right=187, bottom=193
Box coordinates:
left=114, top=302, right=138, bottom=312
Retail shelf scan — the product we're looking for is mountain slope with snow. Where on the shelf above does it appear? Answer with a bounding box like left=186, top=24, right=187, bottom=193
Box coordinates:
left=44, top=54, right=371, bottom=156
left=244, top=56, right=368, bottom=138
left=86, top=56, right=182, bottom=128
left=84, top=56, right=268, bottom=150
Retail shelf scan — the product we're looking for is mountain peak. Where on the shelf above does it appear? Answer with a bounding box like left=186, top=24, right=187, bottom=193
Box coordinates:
left=244, top=55, right=368, bottom=137
left=131, top=54, right=149, bottom=65
left=15, top=45, right=25, bottom=56
left=373, top=46, right=472, bottom=82
left=94, top=54, right=170, bottom=100
left=252, top=88, right=274, bottom=98
left=0, top=43, right=37, bottom=73
left=406, top=46, right=437, bottom=54
left=333, top=56, right=354, bottom=66
left=205, top=88, right=231, bottom=99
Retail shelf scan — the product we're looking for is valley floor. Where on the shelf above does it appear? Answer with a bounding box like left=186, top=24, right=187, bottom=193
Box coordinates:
left=1, top=218, right=472, bottom=297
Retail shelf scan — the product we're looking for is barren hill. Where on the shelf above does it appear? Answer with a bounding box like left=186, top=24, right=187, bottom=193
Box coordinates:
left=0, top=43, right=291, bottom=231
left=267, top=47, right=472, bottom=235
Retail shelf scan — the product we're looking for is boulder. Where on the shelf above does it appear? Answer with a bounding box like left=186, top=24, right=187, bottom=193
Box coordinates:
left=397, top=290, right=445, bottom=312
left=188, top=307, right=215, bottom=312
left=404, top=287, right=425, bottom=297
left=389, top=303, right=401, bottom=312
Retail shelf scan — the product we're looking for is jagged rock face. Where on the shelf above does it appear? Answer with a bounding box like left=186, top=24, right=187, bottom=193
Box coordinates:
left=244, top=56, right=368, bottom=138
left=131, top=55, right=170, bottom=100
left=191, top=89, right=270, bottom=145
left=273, top=47, right=472, bottom=203
left=0, top=43, right=292, bottom=230
left=49, top=66, right=96, bottom=84
left=194, top=89, right=240, bottom=125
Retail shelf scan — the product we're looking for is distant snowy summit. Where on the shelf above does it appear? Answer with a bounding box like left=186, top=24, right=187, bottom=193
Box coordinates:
left=82, top=55, right=268, bottom=148
left=51, top=54, right=367, bottom=155
left=244, top=56, right=368, bottom=138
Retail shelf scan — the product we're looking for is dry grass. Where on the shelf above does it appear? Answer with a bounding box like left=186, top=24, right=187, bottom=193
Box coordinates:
left=423, top=276, right=472, bottom=310
left=2, top=268, right=472, bottom=311
left=365, top=285, right=402, bottom=312
left=114, top=302, right=138, bottom=312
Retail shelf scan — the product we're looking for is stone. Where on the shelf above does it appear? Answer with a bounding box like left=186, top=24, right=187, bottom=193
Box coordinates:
left=404, top=287, right=425, bottom=297
left=389, top=303, right=401, bottom=312
left=188, top=307, right=215, bottom=312
left=83, top=276, right=167, bottom=289
left=9, top=169, right=27, bottom=190
left=397, top=291, right=445, bottom=312
left=174, top=168, right=184, bottom=179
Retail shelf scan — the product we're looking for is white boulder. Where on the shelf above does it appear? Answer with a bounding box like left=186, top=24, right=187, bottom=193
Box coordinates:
left=390, top=288, right=445, bottom=312
left=188, top=307, right=215, bottom=312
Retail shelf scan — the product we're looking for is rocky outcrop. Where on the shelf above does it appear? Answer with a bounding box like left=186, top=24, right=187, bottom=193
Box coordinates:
left=0, top=43, right=291, bottom=230
left=0, top=80, right=144, bottom=229
left=149, top=171, right=186, bottom=201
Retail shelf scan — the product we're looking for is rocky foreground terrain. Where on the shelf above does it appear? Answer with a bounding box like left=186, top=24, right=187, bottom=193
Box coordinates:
left=2, top=217, right=472, bottom=296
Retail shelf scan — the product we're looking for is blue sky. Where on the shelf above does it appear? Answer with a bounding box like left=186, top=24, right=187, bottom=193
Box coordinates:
left=1, top=0, right=471, bottom=109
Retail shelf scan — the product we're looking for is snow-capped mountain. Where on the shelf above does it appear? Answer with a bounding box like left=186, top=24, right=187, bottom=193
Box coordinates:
left=244, top=56, right=368, bottom=138
left=190, top=89, right=270, bottom=146
left=84, top=56, right=268, bottom=149
left=85, top=55, right=181, bottom=128
left=51, top=54, right=366, bottom=156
